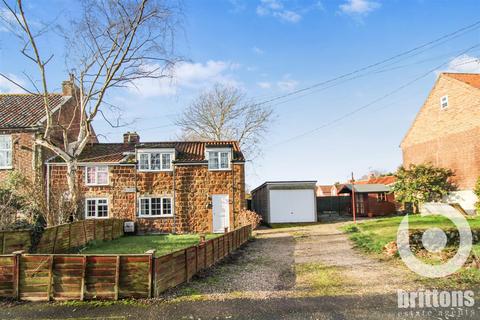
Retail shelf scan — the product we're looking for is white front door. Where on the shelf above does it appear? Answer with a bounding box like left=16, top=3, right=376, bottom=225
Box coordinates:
left=212, top=194, right=230, bottom=233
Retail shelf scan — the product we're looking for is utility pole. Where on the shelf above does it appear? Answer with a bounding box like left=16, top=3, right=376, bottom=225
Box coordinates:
left=351, top=172, right=357, bottom=224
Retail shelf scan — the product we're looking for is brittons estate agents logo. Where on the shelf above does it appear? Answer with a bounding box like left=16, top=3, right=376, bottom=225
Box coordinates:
left=396, top=210, right=472, bottom=278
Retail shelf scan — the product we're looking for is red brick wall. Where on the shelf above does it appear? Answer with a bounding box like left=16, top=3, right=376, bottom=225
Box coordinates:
left=49, top=163, right=246, bottom=234
left=401, top=75, right=480, bottom=190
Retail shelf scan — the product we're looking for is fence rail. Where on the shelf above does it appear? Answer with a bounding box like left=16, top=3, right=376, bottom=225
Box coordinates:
left=0, top=224, right=252, bottom=301
left=36, top=219, right=125, bottom=254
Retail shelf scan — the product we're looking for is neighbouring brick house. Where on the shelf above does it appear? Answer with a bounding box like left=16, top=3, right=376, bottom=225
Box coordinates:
left=401, top=72, right=480, bottom=213
left=48, top=133, right=246, bottom=234
left=0, top=79, right=90, bottom=184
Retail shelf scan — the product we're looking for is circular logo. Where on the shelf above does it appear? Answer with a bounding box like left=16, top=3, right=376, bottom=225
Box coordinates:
left=397, top=210, right=472, bottom=278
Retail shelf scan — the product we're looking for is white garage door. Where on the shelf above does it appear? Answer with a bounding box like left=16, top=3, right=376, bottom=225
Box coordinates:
left=269, top=189, right=316, bottom=223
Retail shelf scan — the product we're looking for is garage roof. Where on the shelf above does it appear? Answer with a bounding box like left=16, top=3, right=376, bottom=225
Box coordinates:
left=251, top=180, right=317, bottom=194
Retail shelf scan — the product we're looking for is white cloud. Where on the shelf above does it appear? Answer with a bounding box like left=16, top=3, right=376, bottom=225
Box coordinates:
left=339, top=0, right=380, bottom=16
left=277, top=79, right=298, bottom=91
left=128, top=60, right=242, bottom=97
left=256, top=0, right=302, bottom=23
left=444, top=54, right=480, bottom=73
left=228, top=0, right=247, bottom=13
left=0, top=74, right=25, bottom=93
left=257, top=81, right=272, bottom=89
left=252, top=46, right=265, bottom=55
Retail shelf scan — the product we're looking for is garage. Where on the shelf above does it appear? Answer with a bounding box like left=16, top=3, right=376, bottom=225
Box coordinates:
left=251, top=181, right=317, bottom=224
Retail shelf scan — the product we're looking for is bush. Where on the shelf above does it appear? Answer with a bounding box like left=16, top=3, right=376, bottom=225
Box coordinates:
left=236, top=209, right=262, bottom=229
left=475, top=177, right=480, bottom=214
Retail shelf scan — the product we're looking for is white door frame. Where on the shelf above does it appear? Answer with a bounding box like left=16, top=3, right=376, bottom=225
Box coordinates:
left=212, top=194, right=230, bottom=233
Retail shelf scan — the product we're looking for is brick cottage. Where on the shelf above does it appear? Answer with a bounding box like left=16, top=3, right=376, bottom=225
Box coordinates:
left=0, top=79, right=91, bottom=184
left=401, top=72, right=480, bottom=213
left=48, top=133, right=246, bottom=234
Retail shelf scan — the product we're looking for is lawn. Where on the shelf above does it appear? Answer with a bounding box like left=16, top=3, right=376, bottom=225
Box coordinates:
left=79, top=233, right=220, bottom=257
left=343, top=214, right=480, bottom=254
left=343, top=214, right=480, bottom=288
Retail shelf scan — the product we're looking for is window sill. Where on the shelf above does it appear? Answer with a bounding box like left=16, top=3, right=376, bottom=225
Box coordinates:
left=208, top=168, right=232, bottom=172
left=138, top=169, right=173, bottom=173
left=86, top=216, right=109, bottom=219
left=86, top=183, right=110, bottom=187
left=137, top=215, right=174, bottom=219
left=0, top=166, right=13, bottom=170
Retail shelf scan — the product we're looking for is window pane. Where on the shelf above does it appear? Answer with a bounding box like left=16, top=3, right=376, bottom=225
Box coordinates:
left=208, top=152, right=219, bottom=169
left=220, top=152, right=229, bottom=169
left=151, top=153, right=161, bottom=170
left=0, top=136, right=12, bottom=168
left=139, top=153, right=149, bottom=170
left=97, top=199, right=108, bottom=217
left=151, top=198, right=162, bottom=216
left=161, top=153, right=171, bottom=170
left=0, top=136, right=11, bottom=149
left=86, top=199, right=96, bottom=217
left=162, top=198, right=172, bottom=215
left=86, top=167, right=96, bottom=184
left=140, top=198, right=150, bottom=215
left=97, top=168, right=108, bottom=185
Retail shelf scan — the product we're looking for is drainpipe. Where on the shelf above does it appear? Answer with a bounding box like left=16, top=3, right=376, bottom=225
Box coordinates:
left=45, top=155, right=57, bottom=217
left=173, top=162, right=177, bottom=234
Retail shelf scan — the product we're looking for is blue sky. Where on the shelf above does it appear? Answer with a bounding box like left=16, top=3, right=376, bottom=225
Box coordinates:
left=1, top=0, right=480, bottom=190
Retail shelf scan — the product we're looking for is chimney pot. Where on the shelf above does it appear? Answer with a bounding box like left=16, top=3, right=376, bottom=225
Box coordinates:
left=124, top=132, right=140, bottom=144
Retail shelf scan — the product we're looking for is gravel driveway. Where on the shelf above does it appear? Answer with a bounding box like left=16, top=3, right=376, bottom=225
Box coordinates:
left=0, top=222, right=445, bottom=320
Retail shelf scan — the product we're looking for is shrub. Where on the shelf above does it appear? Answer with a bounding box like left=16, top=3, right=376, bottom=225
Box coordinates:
left=474, top=177, right=480, bottom=215
left=236, top=209, right=262, bottom=229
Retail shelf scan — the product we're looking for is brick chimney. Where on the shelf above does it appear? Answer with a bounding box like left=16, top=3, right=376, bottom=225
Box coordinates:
left=62, top=74, right=76, bottom=96
left=123, top=131, right=140, bottom=144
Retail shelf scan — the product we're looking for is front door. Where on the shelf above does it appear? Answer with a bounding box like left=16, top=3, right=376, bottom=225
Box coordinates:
left=212, top=194, right=230, bottom=233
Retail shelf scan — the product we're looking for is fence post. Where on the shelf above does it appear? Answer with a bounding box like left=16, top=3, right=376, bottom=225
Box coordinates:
left=80, top=256, right=86, bottom=301
left=2, top=232, right=5, bottom=254
left=12, top=250, right=23, bottom=300
left=114, top=255, right=120, bottom=300
left=184, top=249, right=189, bottom=282
left=145, top=249, right=155, bottom=298
left=47, top=255, right=54, bottom=301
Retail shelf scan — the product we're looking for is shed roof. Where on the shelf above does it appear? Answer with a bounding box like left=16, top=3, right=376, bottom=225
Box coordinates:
left=337, top=184, right=390, bottom=194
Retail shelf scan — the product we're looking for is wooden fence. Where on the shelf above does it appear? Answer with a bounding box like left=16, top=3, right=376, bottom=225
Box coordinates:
left=0, top=224, right=252, bottom=301
left=0, top=230, right=32, bottom=254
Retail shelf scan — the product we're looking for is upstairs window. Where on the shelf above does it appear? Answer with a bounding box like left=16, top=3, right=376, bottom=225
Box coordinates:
left=207, top=150, right=231, bottom=170
left=0, top=135, right=12, bottom=169
left=138, top=197, right=173, bottom=217
left=440, top=95, right=449, bottom=109
left=85, top=166, right=109, bottom=185
left=137, top=151, right=174, bottom=171
left=85, top=198, right=109, bottom=219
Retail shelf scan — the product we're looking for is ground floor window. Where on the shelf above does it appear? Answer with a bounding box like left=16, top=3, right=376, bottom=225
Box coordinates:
left=377, top=192, right=388, bottom=202
left=139, top=197, right=173, bottom=217
left=85, top=198, right=109, bottom=219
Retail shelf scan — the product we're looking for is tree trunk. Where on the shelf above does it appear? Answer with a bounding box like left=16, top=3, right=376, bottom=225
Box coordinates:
left=66, top=161, right=80, bottom=222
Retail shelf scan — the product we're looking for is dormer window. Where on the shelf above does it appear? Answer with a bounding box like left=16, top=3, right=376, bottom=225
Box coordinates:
left=0, top=135, right=12, bottom=169
left=137, top=149, right=174, bottom=171
left=206, top=148, right=231, bottom=170
left=440, top=95, right=448, bottom=109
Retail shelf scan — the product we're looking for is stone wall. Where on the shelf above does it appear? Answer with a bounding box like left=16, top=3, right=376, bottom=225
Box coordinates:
left=49, top=162, right=246, bottom=234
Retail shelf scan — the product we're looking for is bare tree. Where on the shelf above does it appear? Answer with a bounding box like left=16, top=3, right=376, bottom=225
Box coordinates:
left=1, top=0, right=182, bottom=220
left=176, top=83, right=273, bottom=158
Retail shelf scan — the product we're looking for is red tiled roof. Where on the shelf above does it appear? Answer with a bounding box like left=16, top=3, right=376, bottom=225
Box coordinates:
left=0, top=94, right=68, bottom=128
left=443, top=73, right=480, bottom=90
left=356, top=176, right=396, bottom=185
left=52, top=140, right=245, bottom=164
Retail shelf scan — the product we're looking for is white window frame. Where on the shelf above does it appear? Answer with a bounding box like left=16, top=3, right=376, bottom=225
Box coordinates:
left=206, top=148, right=232, bottom=171
left=440, top=95, right=449, bottom=109
left=137, top=149, right=175, bottom=172
left=85, top=166, right=109, bottom=186
left=85, top=198, right=109, bottom=219
left=0, top=135, right=13, bottom=169
left=138, top=196, right=174, bottom=218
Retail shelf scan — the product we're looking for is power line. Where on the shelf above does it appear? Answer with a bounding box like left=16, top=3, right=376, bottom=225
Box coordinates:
left=255, top=19, right=480, bottom=106
left=266, top=43, right=480, bottom=149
